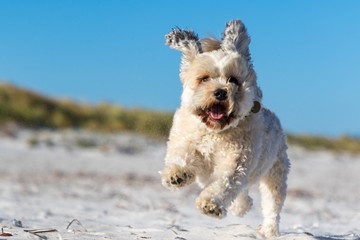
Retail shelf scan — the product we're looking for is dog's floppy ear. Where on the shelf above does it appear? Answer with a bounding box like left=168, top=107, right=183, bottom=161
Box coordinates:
left=165, top=27, right=202, bottom=62
left=221, top=19, right=251, bottom=62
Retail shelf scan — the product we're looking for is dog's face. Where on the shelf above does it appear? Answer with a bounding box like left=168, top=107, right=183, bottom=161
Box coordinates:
left=166, top=20, right=262, bottom=131
left=181, top=49, right=258, bottom=131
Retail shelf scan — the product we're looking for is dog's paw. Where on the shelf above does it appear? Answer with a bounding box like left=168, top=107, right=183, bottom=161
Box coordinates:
left=258, top=223, right=279, bottom=238
left=196, top=197, right=226, bottom=219
left=161, top=165, right=195, bottom=189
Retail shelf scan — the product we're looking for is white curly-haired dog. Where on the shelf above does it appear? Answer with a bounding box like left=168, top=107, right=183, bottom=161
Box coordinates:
left=161, top=19, right=290, bottom=238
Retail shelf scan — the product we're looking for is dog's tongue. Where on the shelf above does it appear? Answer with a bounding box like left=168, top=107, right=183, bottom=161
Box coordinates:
left=210, top=104, right=225, bottom=120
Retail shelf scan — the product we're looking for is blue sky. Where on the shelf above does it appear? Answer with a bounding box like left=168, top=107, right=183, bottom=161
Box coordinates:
left=0, top=0, right=359, bottom=136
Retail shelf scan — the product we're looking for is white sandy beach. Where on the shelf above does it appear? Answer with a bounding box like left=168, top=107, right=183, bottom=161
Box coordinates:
left=0, top=128, right=359, bottom=239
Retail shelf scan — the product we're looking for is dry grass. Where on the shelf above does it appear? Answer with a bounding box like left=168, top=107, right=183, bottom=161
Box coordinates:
left=287, top=134, right=360, bottom=154
left=0, top=83, right=173, bottom=139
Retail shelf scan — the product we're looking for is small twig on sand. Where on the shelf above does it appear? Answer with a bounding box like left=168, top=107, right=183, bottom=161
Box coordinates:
left=24, top=228, right=58, bottom=234
left=66, top=219, right=88, bottom=232
left=24, top=228, right=62, bottom=240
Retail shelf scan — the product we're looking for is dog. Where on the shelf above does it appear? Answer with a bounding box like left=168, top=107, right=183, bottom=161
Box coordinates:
left=160, top=19, right=290, bottom=238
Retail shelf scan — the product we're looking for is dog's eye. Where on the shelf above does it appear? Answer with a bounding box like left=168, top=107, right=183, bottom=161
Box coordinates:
left=228, top=77, right=238, bottom=85
left=200, top=76, right=210, bottom=82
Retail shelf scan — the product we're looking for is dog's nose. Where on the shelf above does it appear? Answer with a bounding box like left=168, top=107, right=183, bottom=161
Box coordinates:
left=213, top=89, right=227, bottom=101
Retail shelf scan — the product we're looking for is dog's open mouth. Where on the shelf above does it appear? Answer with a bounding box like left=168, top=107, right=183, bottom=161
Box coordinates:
left=209, top=104, right=226, bottom=120
left=196, top=103, right=234, bottom=130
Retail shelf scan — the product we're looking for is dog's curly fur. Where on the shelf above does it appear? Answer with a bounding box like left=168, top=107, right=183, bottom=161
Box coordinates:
left=161, top=19, right=290, bottom=238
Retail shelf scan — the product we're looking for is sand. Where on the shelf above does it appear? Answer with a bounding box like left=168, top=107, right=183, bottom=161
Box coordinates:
left=0, top=128, right=359, bottom=239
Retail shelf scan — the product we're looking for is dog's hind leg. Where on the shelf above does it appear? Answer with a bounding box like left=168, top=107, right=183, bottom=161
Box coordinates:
left=258, top=151, right=290, bottom=238
left=229, top=189, right=253, bottom=217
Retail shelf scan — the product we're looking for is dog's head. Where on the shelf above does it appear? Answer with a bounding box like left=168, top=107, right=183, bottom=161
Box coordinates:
left=165, top=20, right=262, bottom=131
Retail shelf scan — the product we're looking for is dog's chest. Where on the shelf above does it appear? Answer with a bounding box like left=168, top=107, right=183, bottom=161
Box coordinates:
left=195, top=132, right=241, bottom=159
left=196, top=134, right=218, bottom=157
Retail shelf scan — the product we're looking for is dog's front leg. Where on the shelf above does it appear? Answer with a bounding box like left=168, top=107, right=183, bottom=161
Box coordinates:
left=196, top=154, right=248, bottom=218
left=161, top=137, right=201, bottom=189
